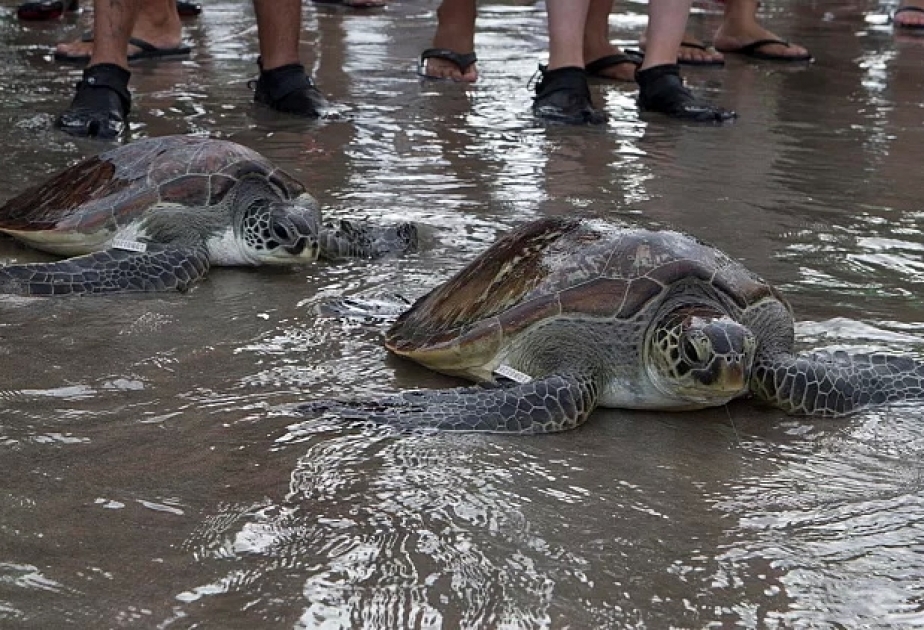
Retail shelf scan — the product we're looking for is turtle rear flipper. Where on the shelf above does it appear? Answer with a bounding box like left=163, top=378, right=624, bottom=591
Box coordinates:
left=299, top=372, right=600, bottom=434
left=318, top=219, right=418, bottom=261
left=752, top=349, right=924, bottom=416
left=0, top=244, right=210, bottom=296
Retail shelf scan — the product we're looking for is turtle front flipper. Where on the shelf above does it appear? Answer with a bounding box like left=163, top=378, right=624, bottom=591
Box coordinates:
left=318, top=219, right=418, bottom=261
left=299, top=372, right=600, bottom=434
left=751, top=349, right=924, bottom=416
left=0, top=244, right=210, bottom=296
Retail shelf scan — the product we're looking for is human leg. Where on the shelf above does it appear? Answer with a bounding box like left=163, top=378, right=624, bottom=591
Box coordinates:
left=54, top=0, right=143, bottom=138
left=714, top=0, right=811, bottom=61
left=533, top=0, right=606, bottom=124
left=636, top=0, right=735, bottom=122
left=420, top=0, right=478, bottom=81
left=54, top=0, right=184, bottom=63
left=582, top=0, right=638, bottom=82
left=251, top=0, right=327, bottom=117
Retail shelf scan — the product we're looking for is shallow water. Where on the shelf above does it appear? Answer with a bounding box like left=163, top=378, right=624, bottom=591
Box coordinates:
left=1, top=0, right=923, bottom=627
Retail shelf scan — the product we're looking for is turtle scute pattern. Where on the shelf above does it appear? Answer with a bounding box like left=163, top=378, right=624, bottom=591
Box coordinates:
left=0, top=136, right=307, bottom=236
left=386, top=217, right=781, bottom=367
left=308, top=217, right=924, bottom=433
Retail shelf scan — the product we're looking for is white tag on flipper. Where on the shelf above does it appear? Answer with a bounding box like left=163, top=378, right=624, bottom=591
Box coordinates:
left=111, top=239, right=148, bottom=253
left=493, top=364, right=532, bottom=383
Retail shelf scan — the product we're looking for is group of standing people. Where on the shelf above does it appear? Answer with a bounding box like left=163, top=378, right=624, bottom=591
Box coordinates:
left=13, top=0, right=921, bottom=138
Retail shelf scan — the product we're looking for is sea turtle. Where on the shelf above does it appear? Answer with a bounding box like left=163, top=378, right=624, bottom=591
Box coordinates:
left=0, top=135, right=416, bottom=296
left=304, top=217, right=924, bottom=433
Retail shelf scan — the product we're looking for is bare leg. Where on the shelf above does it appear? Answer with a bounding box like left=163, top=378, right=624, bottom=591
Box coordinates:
left=714, top=0, right=810, bottom=59
left=423, top=0, right=478, bottom=81
left=253, top=0, right=301, bottom=70
left=893, top=0, right=924, bottom=27
left=640, top=0, right=693, bottom=71
left=582, top=0, right=636, bottom=82
left=55, top=0, right=182, bottom=61
left=86, top=0, right=144, bottom=69
left=545, top=0, right=590, bottom=71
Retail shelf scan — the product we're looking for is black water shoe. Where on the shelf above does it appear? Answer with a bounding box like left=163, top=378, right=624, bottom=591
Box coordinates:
left=251, top=61, right=327, bottom=118
left=532, top=66, right=607, bottom=125
left=55, top=63, right=131, bottom=139
left=636, top=64, right=735, bottom=122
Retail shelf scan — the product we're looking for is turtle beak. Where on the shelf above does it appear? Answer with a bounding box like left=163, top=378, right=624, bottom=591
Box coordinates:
left=285, top=236, right=320, bottom=261
left=693, top=356, right=750, bottom=395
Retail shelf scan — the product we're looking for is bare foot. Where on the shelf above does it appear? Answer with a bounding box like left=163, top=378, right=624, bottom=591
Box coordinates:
left=713, top=23, right=810, bottom=59
left=583, top=45, right=637, bottom=81
left=893, top=0, right=924, bottom=27
left=421, top=0, right=477, bottom=81
left=423, top=53, right=477, bottom=82
left=638, top=33, right=725, bottom=65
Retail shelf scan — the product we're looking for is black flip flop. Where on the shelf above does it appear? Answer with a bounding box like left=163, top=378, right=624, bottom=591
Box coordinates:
left=892, top=5, right=924, bottom=29
left=55, top=34, right=192, bottom=64
left=585, top=54, right=639, bottom=80
left=716, top=38, right=813, bottom=62
left=624, top=41, right=725, bottom=67
left=417, top=48, right=477, bottom=80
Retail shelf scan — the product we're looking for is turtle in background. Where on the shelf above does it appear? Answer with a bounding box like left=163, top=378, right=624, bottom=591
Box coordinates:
left=304, top=217, right=924, bottom=433
left=0, top=135, right=416, bottom=296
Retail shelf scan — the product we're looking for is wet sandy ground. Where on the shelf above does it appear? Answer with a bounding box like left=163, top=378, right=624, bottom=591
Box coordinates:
left=0, top=0, right=923, bottom=627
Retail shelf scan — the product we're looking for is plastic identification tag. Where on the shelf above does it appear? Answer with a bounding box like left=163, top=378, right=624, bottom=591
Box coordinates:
left=493, top=364, right=532, bottom=383
left=111, top=239, right=148, bottom=253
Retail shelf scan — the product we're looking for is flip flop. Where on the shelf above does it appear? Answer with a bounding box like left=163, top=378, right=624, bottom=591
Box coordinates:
left=54, top=34, right=192, bottom=64
left=624, top=41, right=725, bottom=67
left=417, top=48, right=477, bottom=80
left=585, top=54, right=639, bottom=81
left=715, top=38, right=813, bottom=62
left=892, top=5, right=924, bottom=29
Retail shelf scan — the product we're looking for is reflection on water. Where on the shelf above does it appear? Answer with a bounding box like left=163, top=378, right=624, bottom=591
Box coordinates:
left=1, top=0, right=924, bottom=627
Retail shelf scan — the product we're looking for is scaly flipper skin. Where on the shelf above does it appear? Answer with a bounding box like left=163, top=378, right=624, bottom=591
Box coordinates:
left=0, top=244, right=210, bottom=296
left=752, top=350, right=924, bottom=416
left=318, top=219, right=418, bottom=260
left=300, top=372, right=601, bottom=434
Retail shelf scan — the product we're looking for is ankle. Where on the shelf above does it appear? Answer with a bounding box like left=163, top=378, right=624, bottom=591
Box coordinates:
left=82, top=63, right=132, bottom=110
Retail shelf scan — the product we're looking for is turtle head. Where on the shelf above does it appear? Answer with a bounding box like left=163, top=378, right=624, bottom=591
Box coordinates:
left=239, top=193, right=321, bottom=264
left=647, top=308, right=756, bottom=406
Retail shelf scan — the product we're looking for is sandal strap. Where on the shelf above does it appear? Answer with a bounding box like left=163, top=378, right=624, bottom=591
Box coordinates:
left=585, top=54, right=639, bottom=76
left=417, top=48, right=477, bottom=75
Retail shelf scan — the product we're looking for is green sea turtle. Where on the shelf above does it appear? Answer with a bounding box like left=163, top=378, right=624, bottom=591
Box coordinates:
left=0, top=135, right=416, bottom=296
left=304, top=217, right=924, bottom=433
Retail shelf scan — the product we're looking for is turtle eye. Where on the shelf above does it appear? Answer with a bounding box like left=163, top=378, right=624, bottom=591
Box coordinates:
left=681, top=337, right=704, bottom=364
left=272, top=223, right=292, bottom=242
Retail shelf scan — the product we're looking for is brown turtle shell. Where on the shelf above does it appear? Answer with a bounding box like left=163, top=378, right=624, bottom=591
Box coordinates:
left=385, top=217, right=786, bottom=372
left=0, top=135, right=306, bottom=236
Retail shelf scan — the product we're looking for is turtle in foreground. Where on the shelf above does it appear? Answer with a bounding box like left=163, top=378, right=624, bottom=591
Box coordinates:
left=304, top=217, right=924, bottom=433
left=0, top=135, right=416, bottom=296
